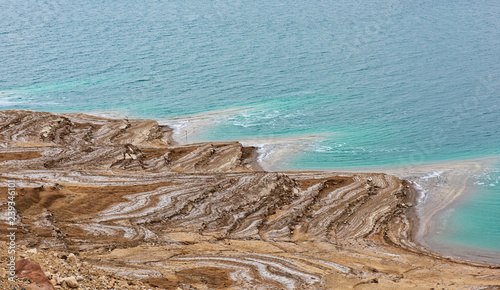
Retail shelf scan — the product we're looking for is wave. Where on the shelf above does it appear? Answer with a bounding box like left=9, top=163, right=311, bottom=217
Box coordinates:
left=473, top=166, right=500, bottom=187
left=412, top=182, right=428, bottom=204
left=158, top=107, right=250, bottom=144
left=0, top=90, right=23, bottom=106
left=412, top=171, right=445, bottom=205
left=311, top=143, right=416, bottom=155
left=0, top=90, right=17, bottom=96
left=225, top=107, right=308, bottom=129
left=420, top=170, right=444, bottom=180
left=240, top=136, right=322, bottom=171
left=0, top=91, right=63, bottom=107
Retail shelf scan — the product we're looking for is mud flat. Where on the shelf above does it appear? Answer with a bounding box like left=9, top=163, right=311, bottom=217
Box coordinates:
left=1, top=110, right=499, bottom=289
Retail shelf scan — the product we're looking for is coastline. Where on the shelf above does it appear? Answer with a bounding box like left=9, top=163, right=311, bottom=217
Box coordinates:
left=128, top=109, right=500, bottom=266
left=1, top=110, right=499, bottom=289
left=286, top=159, right=500, bottom=266
left=158, top=109, right=500, bottom=265
left=382, top=158, right=500, bottom=265
left=138, top=107, right=324, bottom=171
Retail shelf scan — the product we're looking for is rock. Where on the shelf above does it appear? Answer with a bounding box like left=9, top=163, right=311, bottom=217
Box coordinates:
left=0, top=267, right=6, bottom=278
left=118, top=280, right=129, bottom=287
left=76, top=275, right=84, bottom=281
left=62, top=276, right=79, bottom=288
left=28, top=248, right=38, bottom=254
left=44, top=271, right=52, bottom=279
left=67, top=253, right=78, bottom=263
left=15, top=259, right=55, bottom=290
left=53, top=274, right=63, bottom=285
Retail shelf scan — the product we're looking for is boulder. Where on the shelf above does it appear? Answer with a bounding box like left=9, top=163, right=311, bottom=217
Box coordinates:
left=16, top=259, right=55, bottom=290
left=62, top=276, right=79, bottom=288
left=67, top=253, right=78, bottom=263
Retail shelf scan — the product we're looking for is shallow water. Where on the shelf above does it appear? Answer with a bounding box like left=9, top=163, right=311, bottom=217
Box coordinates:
left=429, top=165, right=500, bottom=254
left=1, top=0, right=499, bottom=254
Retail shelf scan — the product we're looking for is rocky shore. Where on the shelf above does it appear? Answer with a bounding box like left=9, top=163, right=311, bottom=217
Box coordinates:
left=1, top=110, right=499, bottom=289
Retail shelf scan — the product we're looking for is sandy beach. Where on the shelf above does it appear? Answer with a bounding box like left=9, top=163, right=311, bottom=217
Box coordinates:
left=1, top=110, right=499, bottom=289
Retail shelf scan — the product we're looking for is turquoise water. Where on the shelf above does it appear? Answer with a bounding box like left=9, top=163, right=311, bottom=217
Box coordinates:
left=1, top=1, right=499, bottom=255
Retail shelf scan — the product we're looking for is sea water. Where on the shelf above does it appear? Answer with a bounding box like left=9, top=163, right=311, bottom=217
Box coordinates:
left=1, top=1, right=499, bottom=255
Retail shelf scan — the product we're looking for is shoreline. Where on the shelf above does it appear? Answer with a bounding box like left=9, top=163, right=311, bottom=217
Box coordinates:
left=159, top=111, right=500, bottom=266
left=94, top=107, right=500, bottom=266
left=1, top=110, right=499, bottom=289
left=147, top=107, right=332, bottom=171
left=384, top=158, right=500, bottom=266
left=285, top=160, right=500, bottom=267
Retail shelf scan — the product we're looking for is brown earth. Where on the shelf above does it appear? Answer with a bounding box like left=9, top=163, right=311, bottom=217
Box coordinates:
left=0, top=110, right=499, bottom=289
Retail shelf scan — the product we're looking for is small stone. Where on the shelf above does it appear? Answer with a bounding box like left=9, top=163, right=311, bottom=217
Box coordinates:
left=109, top=279, right=116, bottom=287
left=27, top=248, right=38, bottom=254
left=62, top=276, right=79, bottom=288
left=118, top=280, right=129, bottom=287
left=0, top=267, right=6, bottom=279
left=76, top=275, right=84, bottom=281
left=53, top=274, right=63, bottom=285
left=67, top=253, right=78, bottom=263
left=44, top=271, right=52, bottom=279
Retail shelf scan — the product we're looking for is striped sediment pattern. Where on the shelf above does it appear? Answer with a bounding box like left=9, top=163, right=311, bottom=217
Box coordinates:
left=1, top=110, right=499, bottom=289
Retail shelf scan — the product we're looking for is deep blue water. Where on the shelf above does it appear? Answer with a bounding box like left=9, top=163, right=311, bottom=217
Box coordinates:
left=1, top=0, right=499, bottom=254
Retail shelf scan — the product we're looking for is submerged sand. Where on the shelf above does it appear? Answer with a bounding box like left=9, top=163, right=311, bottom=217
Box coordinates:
left=388, top=159, right=500, bottom=265
left=1, top=110, right=499, bottom=289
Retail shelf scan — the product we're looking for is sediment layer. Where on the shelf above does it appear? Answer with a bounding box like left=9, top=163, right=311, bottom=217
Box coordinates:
left=1, top=110, right=499, bottom=289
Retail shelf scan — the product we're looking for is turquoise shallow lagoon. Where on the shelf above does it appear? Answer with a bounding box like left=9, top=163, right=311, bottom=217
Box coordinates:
left=1, top=1, right=499, bottom=257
